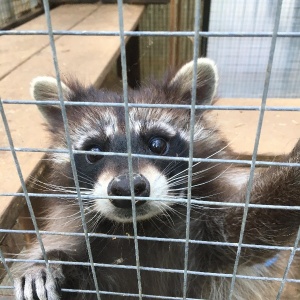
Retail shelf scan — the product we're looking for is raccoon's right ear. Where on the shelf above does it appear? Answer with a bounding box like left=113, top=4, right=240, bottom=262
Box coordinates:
left=30, top=76, right=72, bottom=127
left=168, top=58, right=218, bottom=105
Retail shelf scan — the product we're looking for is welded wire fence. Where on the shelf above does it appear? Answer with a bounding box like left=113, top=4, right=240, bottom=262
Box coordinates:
left=208, top=0, right=300, bottom=97
left=0, top=0, right=300, bottom=299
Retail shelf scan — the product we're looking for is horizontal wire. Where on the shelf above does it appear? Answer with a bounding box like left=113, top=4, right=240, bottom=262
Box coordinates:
left=1, top=187, right=300, bottom=208
left=1, top=147, right=300, bottom=168
left=2, top=99, right=300, bottom=112
left=59, top=289, right=202, bottom=300
left=0, top=285, right=202, bottom=300
left=1, top=229, right=299, bottom=252
left=1, top=30, right=300, bottom=37
left=1, top=229, right=299, bottom=251
left=1, top=192, right=300, bottom=211
left=3, top=257, right=300, bottom=283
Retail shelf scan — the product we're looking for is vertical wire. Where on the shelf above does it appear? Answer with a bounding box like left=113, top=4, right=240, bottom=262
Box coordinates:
left=0, top=100, right=50, bottom=269
left=229, top=0, right=239, bottom=95
left=41, top=1, right=101, bottom=298
left=117, top=0, right=143, bottom=298
left=0, top=247, right=14, bottom=284
left=249, top=0, right=261, bottom=97
left=231, top=0, right=247, bottom=96
left=228, top=0, right=283, bottom=298
left=182, top=0, right=201, bottom=298
left=276, top=226, right=300, bottom=299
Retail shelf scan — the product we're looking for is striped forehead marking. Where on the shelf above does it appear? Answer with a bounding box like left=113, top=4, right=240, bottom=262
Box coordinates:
left=69, top=107, right=210, bottom=150
left=129, top=109, right=177, bottom=136
left=71, top=112, right=119, bottom=149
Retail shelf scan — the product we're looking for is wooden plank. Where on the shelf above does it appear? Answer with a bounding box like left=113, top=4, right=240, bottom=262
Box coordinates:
left=212, top=98, right=300, bottom=157
left=0, top=3, right=145, bottom=227
left=0, top=4, right=98, bottom=80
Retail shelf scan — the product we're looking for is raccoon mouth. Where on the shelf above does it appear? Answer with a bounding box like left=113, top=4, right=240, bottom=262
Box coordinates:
left=111, top=202, right=153, bottom=222
left=109, top=198, right=147, bottom=209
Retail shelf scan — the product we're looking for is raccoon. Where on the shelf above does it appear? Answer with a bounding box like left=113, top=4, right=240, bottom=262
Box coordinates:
left=12, top=58, right=300, bottom=299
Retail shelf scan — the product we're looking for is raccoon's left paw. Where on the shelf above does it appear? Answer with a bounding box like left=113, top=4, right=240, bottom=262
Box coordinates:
left=14, top=264, right=64, bottom=300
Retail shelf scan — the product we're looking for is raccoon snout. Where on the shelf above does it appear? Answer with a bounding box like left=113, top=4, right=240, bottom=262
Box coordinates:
left=108, top=174, right=150, bottom=209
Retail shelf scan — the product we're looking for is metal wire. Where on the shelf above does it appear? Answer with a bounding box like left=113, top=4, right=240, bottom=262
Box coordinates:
left=276, top=226, right=300, bottom=300
left=0, top=248, right=13, bottom=284
left=1, top=1, right=300, bottom=299
left=2, top=99, right=300, bottom=112
left=117, top=0, right=143, bottom=298
left=2, top=192, right=300, bottom=212
left=2, top=228, right=300, bottom=254
left=183, top=1, right=201, bottom=298
left=2, top=257, right=300, bottom=285
left=0, top=283, right=204, bottom=300
left=41, top=0, right=101, bottom=298
left=1, top=29, right=300, bottom=37
left=0, top=100, right=51, bottom=270
left=58, top=289, right=204, bottom=300
left=1, top=143, right=300, bottom=169
left=1, top=228, right=300, bottom=251
left=228, top=0, right=284, bottom=298
left=1, top=147, right=300, bottom=167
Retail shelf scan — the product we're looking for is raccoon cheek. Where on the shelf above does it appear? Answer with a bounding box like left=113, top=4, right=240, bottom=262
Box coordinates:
left=151, top=176, right=169, bottom=198
left=140, top=166, right=169, bottom=199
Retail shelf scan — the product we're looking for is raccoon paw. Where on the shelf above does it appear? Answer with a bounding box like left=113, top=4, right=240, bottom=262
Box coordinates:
left=14, top=264, right=64, bottom=300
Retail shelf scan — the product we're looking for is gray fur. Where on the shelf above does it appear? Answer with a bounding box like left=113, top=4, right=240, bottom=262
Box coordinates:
left=11, top=59, right=300, bottom=299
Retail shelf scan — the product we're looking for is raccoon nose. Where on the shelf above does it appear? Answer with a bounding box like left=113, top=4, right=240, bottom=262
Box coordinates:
left=108, top=174, right=150, bottom=209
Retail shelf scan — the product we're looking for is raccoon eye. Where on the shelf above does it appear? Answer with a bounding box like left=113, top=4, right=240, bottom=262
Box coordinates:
left=148, top=137, right=169, bottom=155
left=85, top=145, right=103, bottom=164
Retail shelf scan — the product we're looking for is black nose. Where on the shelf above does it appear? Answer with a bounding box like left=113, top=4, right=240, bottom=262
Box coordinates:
left=108, top=174, right=150, bottom=209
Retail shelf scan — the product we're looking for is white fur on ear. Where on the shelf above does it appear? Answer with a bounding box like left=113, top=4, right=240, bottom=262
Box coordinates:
left=170, top=58, right=219, bottom=104
left=30, top=76, right=71, bottom=101
left=30, top=76, right=72, bottom=125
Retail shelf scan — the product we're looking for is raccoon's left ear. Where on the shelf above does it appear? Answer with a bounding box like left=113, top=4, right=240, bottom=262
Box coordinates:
left=169, top=58, right=218, bottom=105
left=30, top=76, right=72, bottom=129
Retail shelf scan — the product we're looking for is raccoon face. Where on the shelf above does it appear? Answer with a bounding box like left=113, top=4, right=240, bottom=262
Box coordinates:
left=31, top=58, right=218, bottom=223
left=72, top=125, right=190, bottom=222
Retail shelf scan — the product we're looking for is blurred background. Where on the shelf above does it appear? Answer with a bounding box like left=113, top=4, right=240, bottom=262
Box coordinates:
left=1, top=0, right=299, bottom=97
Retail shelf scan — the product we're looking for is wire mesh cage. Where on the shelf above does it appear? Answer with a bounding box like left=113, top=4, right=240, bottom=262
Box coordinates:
left=0, top=0, right=300, bottom=299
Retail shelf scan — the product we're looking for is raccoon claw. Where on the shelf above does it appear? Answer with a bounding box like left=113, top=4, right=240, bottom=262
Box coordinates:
left=14, top=265, right=64, bottom=300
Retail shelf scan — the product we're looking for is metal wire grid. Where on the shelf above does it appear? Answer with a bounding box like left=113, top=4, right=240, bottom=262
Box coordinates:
left=207, top=0, right=300, bottom=98
left=0, top=0, right=300, bottom=299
